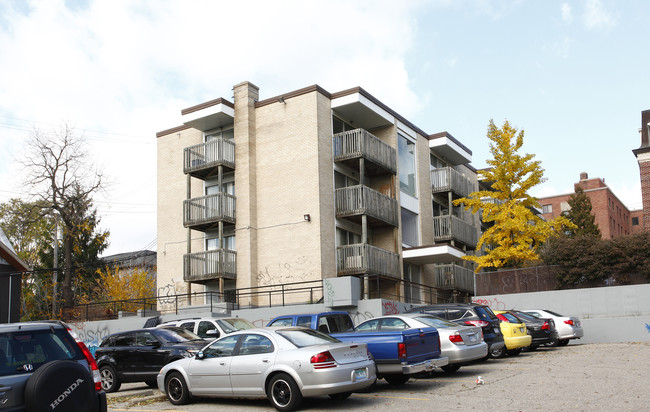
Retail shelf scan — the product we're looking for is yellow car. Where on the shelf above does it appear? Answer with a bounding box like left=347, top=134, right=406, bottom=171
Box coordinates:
left=494, top=311, right=532, bottom=356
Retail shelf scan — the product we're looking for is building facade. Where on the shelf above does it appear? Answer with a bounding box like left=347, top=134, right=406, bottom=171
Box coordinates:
left=538, top=172, right=641, bottom=238
left=633, top=109, right=650, bottom=232
left=156, top=82, right=480, bottom=308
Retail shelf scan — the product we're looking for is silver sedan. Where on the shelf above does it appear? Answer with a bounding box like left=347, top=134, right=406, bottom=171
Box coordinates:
left=355, top=314, right=487, bottom=373
left=156, top=327, right=376, bottom=411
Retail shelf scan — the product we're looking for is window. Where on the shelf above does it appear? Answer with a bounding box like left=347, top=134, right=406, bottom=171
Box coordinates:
left=332, top=116, right=355, bottom=134
left=238, top=334, right=274, bottom=355
left=542, top=204, right=552, bottom=214
left=336, top=227, right=361, bottom=247
left=197, top=321, right=218, bottom=339
left=179, top=322, right=195, bottom=332
left=334, top=171, right=358, bottom=189
left=403, top=262, right=421, bottom=303
left=268, top=318, right=293, bottom=327
left=430, top=153, right=445, bottom=170
left=205, top=127, right=234, bottom=142
left=203, top=335, right=239, bottom=358
left=632, top=217, right=639, bottom=226
left=401, top=208, right=419, bottom=247
left=356, top=319, right=380, bottom=331
left=379, top=318, right=408, bottom=331
left=398, top=134, right=417, bottom=197
left=297, top=316, right=312, bottom=328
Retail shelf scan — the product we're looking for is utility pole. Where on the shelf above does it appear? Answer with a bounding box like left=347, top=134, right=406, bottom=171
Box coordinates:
left=52, top=220, right=60, bottom=317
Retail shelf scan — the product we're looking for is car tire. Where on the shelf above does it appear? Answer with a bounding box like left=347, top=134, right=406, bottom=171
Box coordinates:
left=145, top=379, right=158, bottom=388
left=328, top=391, right=352, bottom=400
left=558, top=339, right=569, bottom=347
left=267, top=373, right=303, bottom=411
left=99, top=365, right=121, bottom=393
left=441, top=364, right=461, bottom=373
left=526, top=345, right=539, bottom=351
left=165, top=372, right=191, bottom=405
left=489, top=346, right=506, bottom=359
left=25, top=360, right=96, bottom=412
left=507, top=348, right=522, bottom=356
left=384, top=374, right=410, bottom=385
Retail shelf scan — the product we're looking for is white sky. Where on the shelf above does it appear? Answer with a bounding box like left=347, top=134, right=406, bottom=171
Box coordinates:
left=0, top=0, right=648, bottom=256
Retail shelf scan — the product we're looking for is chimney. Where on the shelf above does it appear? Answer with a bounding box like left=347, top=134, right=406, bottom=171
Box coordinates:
left=579, top=172, right=588, bottom=180
left=642, top=109, right=650, bottom=148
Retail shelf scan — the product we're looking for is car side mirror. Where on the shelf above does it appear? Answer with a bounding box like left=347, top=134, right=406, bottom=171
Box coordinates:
left=206, top=329, right=218, bottom=337
left=196, top=351, right=205, bottom=360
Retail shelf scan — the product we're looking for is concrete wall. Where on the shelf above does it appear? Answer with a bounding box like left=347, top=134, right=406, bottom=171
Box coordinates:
left=473, top=284, right=650, bottom=344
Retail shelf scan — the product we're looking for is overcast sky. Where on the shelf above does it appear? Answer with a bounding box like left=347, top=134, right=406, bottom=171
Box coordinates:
left=1, top=0, right=648, bottom=257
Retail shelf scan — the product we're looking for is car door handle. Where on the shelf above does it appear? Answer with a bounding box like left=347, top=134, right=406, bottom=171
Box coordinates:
left=0, top=385, right=11, bottom=392
left=219, top=362, right=226, bottom=366
left=262, top=359, right=270, bottom=363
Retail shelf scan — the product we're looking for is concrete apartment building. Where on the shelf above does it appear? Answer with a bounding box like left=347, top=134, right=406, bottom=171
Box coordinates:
left=156, top=81, right=480, bottom=308
left=538, top=172, right=643, bottom=238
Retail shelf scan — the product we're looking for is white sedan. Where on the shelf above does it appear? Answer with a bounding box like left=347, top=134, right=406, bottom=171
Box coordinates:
left=156, top=327, right=376, bottom=411
left=522, top=309, right=584, bottom=346
left=355, top=314, right=487, bottom=373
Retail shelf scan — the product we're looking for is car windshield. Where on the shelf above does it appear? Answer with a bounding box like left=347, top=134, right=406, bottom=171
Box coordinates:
left=413, top=316, right=458, bottom=328
left=157, top=327, right=203, bottom=343
left=276, top=328, right=340, bottom=348
left=217, top=318, right=255, bottom=333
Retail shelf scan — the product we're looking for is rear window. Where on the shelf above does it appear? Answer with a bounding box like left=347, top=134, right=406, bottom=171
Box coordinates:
left=414, top=316, right=459, bottom=328
left=277, top=328, right=339, bottom=348
left=500, top=313, right=521, bottom=323
left=0, top=328, right=81, bottom=377
left=544, top=309, right=563, bottom=317
left=474, top=306, right=498, bottom=321
left=321, top=314, right=354, bottom=333
left=157, top=328, right=202, bottom=343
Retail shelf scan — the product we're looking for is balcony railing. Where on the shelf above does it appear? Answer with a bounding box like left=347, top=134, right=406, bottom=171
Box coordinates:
left=431, top=167, right=477, bottom=197
left=333, top=129, right=396, bottom=175
left=336, top=243, right=400, bottom=278
left=335, top=185, right=398, bottom=227
left=184, top=138, right=235, bottom=178
left=184, top=193, right=236, bottom=231
left=434, top=264, right=474, bottom=292
left=432, top=215, right=479, bottom=248
left=184, top=249, right=237, bottom=283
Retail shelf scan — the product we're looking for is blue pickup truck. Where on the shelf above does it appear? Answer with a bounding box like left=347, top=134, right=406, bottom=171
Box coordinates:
left=267, top=311, right=448, bottom=385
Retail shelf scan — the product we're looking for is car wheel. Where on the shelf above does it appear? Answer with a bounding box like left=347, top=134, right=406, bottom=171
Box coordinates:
left=558, top=339, right=569, bottom=347
left=25, top=360, right=96, bottom=412
left=489, top=346, right=506, bottom=359
left=507, top=348, right=522, bottom=356
left=267, top=373, right=303, bottom=411
left=100, top=365, right=121, bottom=393
left=329, top=391, right=352, bottom=400
left=165, top=372, right=191, bottom=405
left=526, top=345, right=539, bottom=352
left=441, top=364, right=461, bottom=373
left=145, top=379, right=158, bottom=388
left=384, top=374, right=410, bottom=385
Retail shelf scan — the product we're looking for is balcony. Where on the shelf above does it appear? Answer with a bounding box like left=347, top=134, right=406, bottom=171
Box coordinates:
left=333, top=129, right=396, bottom=176
left=335, top=185, right=398, bottom=227
left=336, top=244, right=400, bottom=278
left=432, top=215, right=479, bottom=248
left=431, top=167, right=477, bottom=198
left=184, top=193, right=236, bottom=231
left=184, top=138, right=235, bottom=179
left=184, top=249, right=236, bottom=283
left=434, top=264, right=474, bottom=293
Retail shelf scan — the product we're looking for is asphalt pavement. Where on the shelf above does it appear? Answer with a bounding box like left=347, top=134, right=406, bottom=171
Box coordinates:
left=107, top=342, right=650, bottom=412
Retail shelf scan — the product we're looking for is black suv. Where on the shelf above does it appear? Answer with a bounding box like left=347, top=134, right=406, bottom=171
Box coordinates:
left=94, top=326, right=208, bottom=392
left=0, top=321, right=107, bottom=411
left=407, top=303, right=506, bottom=358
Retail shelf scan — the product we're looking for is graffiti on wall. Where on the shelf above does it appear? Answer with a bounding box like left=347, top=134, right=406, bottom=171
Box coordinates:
left=256, top=256, right=315, bottom=286
left=381, top=300, right=416, bottom=315
left=73, top=323, right=112, bottom=356
left=472, top=297, right=507, bottom=310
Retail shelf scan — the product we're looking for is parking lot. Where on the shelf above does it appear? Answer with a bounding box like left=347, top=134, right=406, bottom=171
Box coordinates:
left=107, top=342, right=649, bottom=412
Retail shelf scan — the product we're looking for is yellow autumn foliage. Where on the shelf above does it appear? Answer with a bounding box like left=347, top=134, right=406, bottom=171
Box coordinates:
left=453, top=119, right=575, bottom=272
left=95, top=266, right=156, bottom=312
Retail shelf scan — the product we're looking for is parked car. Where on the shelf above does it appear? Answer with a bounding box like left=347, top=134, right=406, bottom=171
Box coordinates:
left=492, top=311, right=532, bottom=356
left=406, top=303, right=506, bottom=359
left=268, top=312, right=447, bottom=385
left=157, top=327, right=376, bottom=411
left=158, top=317, right=255, bottom=340
left=522, top=309, right=584, bottom=346
left=95, top=326, right=208, bottom=392
left=508, top=310, right=559, bottom=349
left=0, top=320, right=107, bottom=412
left=354, top=314, right=487, bottom=373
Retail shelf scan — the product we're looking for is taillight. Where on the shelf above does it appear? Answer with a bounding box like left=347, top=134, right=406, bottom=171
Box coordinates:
left=464, top=320, right=489, bottom=328
left=564, top=320, right=574, bottom=326
left=310, top=351, right=337, bottom=369
left=77, top=340, right=102, bottom=391
left=449, top=332, right=464, bottom=344
left=496, top=314, right=509, bottom=322
left=367, top=348, right=373, bottom=361
left=397, top=342, right=406, bottom=360
left=541, top=321, right=550, bottom=330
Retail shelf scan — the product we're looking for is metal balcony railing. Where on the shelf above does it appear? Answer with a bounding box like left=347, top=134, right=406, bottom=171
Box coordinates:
left=333, top=129, right=396, bottom=175
left=183, top=193, right=236, bottom=230
left=335, top=185, right=398, bottom=227
left=183, top=249, right=237, bottom=283
left=432, top=215, right=479, bottom=248
left=431, top=167, right=477, bottom=197
left=434, top=264, right=474, bottom=292
left=336, top=243, right=400, bottom=278
left=184, top=138, right=235, bottom=178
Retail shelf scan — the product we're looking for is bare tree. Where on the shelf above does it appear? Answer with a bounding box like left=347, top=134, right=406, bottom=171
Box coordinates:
left=20, top=123, right=104, bottom=309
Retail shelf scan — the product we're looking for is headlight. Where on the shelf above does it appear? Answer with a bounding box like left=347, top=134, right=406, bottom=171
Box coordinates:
left=182, top=349, right=198, bottom=358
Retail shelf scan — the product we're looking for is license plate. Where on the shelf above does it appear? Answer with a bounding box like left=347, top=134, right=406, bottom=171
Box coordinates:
left=520, top=327, right=524, bottom=333
left=469, top=334, right=477, bottom=342
left=354, top=368, right=367, bottom=380
left=494, top=328, right=500, bottom=333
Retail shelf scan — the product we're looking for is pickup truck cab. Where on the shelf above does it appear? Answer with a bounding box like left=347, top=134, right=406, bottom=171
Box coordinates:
left=268, top=311, right=448, bottom=385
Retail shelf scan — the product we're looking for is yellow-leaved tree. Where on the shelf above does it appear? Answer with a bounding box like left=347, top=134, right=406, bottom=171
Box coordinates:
left=95, top=265, right=156, bottom=313
left=453, top=119, right=574, bottom=271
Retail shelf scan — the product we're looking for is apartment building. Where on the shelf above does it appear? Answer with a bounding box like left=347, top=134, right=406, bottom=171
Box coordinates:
left=156, top=81, right=480, bottom=308
left=538, top=172, right=642, bottom=238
